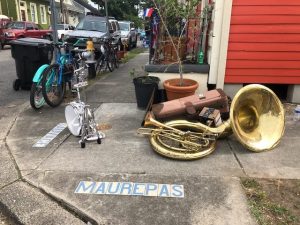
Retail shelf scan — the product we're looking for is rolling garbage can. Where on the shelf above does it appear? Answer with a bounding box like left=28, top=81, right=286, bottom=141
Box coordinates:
left=133, top=76, right=160, bottom=109
left=10, top=38, right=53, bottom=90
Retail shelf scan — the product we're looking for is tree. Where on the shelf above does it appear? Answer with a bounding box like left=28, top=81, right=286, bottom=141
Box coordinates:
left=90, top=0, right=141, bottom=26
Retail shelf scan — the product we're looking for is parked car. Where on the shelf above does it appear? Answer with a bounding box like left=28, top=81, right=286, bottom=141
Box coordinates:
left=138, top=28, right=146, bottom=41
left=64, top=15, right=121, bottom=49
left=49, top=24, right=75, bottom=39
left=0, top=15, right=11, bottom=49
left=119, top=21, right=138, bottom=50
left=0, top=21, right=52, bottom=49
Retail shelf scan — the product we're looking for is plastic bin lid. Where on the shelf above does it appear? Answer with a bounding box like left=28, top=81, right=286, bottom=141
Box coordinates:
left=10, top=38, right=52, bottom=47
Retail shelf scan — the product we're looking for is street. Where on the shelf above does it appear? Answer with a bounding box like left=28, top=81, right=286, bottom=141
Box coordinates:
left=0, top=46, right=28, bottom=106
left=0, top=46, right=28, bottom=225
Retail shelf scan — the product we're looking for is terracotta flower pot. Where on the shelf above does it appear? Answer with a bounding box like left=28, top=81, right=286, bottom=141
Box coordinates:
left=163, top=78, right=199, bottom=100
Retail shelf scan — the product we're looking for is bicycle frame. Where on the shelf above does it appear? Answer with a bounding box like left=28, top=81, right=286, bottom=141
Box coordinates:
left=46, top=44, right=74, bottom=88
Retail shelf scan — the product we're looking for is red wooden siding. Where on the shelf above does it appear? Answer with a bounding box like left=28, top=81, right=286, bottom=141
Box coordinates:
left=225, top=0, right=300, bottom=84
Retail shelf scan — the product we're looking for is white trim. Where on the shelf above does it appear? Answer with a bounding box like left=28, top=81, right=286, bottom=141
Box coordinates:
left=40, top=4, right=47, bottom=24
left=19, top=0, right=28, bottom=21
left=208, top=0, right=225, bottom=85
left=216, top=0, right=233, bottom=89
left=207, top=0, right=233, bottom=88
left=30, top=2, right=38, bottom=23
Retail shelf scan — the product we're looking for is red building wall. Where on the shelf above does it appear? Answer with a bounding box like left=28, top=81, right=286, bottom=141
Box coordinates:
left=225, top=0, right=300, bottom=84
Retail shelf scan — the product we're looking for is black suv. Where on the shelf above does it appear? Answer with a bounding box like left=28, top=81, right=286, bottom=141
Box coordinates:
left=65, top=15, right=121, bottom=49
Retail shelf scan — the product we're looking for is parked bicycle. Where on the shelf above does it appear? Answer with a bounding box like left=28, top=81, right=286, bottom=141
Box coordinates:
left=95, top=36, right=119, bottom=74
left=40, top=42, right=79, bottom=108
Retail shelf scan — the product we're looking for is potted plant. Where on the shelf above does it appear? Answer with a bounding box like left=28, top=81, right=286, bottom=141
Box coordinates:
left=131, top=68, right=160, bottom=109
left=151, top=0, right=210, bottom=100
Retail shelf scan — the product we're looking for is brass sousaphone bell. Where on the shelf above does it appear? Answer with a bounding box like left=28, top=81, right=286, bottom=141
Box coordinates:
left=138, top=84, right=285, bottom=160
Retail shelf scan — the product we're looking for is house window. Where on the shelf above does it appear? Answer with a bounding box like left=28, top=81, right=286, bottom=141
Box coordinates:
left=19, top=1, right=27, bottom=21
left=40, top=5, right=46, bottom=24
left=30, top=3, right=38, bottom=23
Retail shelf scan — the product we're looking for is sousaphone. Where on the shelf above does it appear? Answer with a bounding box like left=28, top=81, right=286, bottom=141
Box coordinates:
left=138, top=84, right=285, bottom=160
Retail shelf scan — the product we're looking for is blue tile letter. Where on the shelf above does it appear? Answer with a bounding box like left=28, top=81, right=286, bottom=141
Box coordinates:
left=75, top=181, right=96, bottom=194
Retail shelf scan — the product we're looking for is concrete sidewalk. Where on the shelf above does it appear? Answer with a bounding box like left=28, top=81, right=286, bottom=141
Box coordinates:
left=1, top=52, right=299, bottom=225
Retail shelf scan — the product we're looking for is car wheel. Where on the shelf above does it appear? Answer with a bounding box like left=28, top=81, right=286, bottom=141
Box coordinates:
left=44, top=35, right=52, bottom=41
left=13, top=79, right=21, bottom=91
left=127, top=38, right=131, bottom=51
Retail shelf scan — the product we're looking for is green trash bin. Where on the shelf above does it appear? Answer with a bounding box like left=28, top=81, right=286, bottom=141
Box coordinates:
left=10, top=38, right=53, bottom=90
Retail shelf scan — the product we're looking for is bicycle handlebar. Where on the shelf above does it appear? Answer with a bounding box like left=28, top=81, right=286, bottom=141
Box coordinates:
left=53, top=42, right=74, bottom=49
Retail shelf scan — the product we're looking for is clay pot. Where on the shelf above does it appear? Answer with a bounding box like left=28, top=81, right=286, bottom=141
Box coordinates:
left=163, top=78, right=199, bottom=100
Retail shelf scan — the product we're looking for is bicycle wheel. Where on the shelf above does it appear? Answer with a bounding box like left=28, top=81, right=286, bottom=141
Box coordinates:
left=96, top=58, right=104, bottom=73
left=41, top=64, right=65, bottom=107
left=30, top=82, right=45, bottom=110
left=113, top=51, right=119, bottom=69
left=96, top=56, right=106, bottom=73
left=107, top=52, right=115, bottom=72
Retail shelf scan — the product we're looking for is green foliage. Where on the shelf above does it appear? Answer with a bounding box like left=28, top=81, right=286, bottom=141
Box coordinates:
left=241, top=178, right=299, bottom=225
left=154, top=0, right=201, bottom=20
left=123, top=47, right=146, bottom=64
left=90, top=0, right=140, bottom=24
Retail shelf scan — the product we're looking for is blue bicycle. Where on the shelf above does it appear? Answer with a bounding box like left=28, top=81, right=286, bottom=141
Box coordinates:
left=41, top=42, right=78, bottom=107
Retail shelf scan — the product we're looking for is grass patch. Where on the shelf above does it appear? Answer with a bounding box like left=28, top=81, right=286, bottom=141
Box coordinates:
left=241, top=178, right=299, bottom=225
left=121, top=48, right=147, bottom=63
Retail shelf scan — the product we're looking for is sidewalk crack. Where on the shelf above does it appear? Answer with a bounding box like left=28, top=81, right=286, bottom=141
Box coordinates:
left=4, top=115, right=22, bottom=180
left=227, top=140, right=247, bottom=176
left=26, top=132, right=71, bottom=177
left=23, top=178, right=98, bottom=225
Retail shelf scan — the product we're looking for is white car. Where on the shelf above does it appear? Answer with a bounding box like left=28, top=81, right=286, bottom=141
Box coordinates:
left=50, top=24, right=75, bottom=39
left=119, top=21, right=138, bottom=50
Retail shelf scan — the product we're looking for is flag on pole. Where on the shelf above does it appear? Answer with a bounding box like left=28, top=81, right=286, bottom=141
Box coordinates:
left=144, top=8, right=154, bottom=17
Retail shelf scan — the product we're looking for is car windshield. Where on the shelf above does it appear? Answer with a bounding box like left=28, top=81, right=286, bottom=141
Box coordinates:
left=76, top=19, right=106, bottom=32
left=6, top=22, right=25, bottom=29
left=119, top=22, right=130, bottom=31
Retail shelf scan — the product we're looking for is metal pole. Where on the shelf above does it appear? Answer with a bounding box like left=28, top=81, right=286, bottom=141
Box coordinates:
left=60, top=0, right=64, bottom=23
left=50, top=0, right=58, bottom=43
left=50, top=0, right=58, bottom=62
left=105, top=0, right=109, bottom=35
